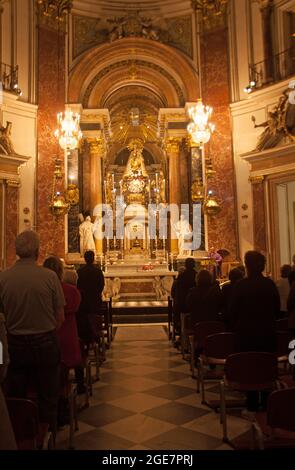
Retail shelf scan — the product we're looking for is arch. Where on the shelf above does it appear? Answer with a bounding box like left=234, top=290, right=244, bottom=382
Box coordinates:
left=68, top=37, right=199, bottom=108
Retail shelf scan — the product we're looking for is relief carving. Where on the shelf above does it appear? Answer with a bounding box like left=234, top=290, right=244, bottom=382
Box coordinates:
left=252, top=89, right=295, bottom=151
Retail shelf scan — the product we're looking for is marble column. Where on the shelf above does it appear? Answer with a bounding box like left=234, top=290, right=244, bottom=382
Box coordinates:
left=200, top=24, right=238, bottom=260
left=251, top=175, right=267, bottom=254
left=166, top=138, right=181, bottom=254
left=89, top=138, right=104, bottom=254
left=37, top=24, right=66, bottom=260
left=5, top=181, right=19, bottom=267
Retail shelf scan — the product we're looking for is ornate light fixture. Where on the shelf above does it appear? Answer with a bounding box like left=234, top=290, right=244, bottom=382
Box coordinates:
left=203, top=190, right=221, bottom=216
left=187, top=99, right=215, bottom=147
left=50, top=158, right=70, bottom=217
left=54, top=110, right=82, bottom=150
left=37, top=0, right=73, bottom=22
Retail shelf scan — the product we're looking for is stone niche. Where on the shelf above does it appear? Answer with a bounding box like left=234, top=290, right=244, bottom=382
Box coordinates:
left=0, top=153, right=31, bottom=268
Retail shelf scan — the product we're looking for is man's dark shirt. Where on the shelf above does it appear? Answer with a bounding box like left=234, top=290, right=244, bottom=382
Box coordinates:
left=77, top=264, right=105, bottom=314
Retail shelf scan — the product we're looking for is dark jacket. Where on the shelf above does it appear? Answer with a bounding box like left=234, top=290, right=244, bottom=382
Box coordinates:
left=186, top=284, right=222, bottom=326
left=228, top=274, right=280, bottom=352
left=173, top=268, right=196, bottom=314
left=77, top=264, right=105, bottom=314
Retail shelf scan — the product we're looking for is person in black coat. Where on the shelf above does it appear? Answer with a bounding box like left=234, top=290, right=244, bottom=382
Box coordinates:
left=228, top=251, right=280, bottom=413
left=221, top=268, right=244, bottom=328
left=173, top=258, right=196, bottom=317
left=76, top=250, right=105, bottom=344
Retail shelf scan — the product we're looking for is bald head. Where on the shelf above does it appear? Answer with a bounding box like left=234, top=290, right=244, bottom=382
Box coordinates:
left=15, top=230, right=40, bottom=259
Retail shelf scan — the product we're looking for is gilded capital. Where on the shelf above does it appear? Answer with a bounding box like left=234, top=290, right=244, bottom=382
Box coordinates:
left=165, top=138, right=182, bottom=155
left=36, top=0, right=72, bottom=29
left=88, top=138, right=105, bottom=157
left=6, top=179, right=20, bottom=188
left=249, top=175, right=265, bottom=184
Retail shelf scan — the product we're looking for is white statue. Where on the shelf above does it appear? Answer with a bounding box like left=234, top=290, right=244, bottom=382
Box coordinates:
left=103, top=277, right=121, bottom=300
left=79, top=215, right=96, bottom=255
left=174, top=215, right=193, bottom=257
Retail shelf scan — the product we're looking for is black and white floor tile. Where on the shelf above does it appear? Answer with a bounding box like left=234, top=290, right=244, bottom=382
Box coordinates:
left=57, top=325, right=252, bottom=450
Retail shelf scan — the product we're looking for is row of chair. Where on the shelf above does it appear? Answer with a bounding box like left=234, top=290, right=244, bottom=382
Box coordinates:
left=169, top=309, right=295, bottom=449
left=5, top=300, right=113, bottom=450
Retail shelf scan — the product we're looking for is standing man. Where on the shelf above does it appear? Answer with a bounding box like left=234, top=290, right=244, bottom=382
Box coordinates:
left=77, top=250, right=105, bottom=343
left=0, top=231, right=65, bottom=437
left=228, top=250, right=280, bottom=417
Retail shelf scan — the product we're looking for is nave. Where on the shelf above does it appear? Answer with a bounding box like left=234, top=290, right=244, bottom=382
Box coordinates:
left=56, top=325, right=250, bottom=450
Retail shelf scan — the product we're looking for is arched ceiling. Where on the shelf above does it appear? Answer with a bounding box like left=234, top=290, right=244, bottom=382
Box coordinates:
left=73, top=0, right=192, bottom=16
left=69, top=38, right=199, bottom=107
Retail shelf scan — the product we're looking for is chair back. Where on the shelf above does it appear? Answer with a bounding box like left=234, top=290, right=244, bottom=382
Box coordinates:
left=193, top=321, right=225, bottom=350
left=276, top=330, right=293, bottom=358
left=275, top=318, right=289, bottom=332
left=225, top=352, right=278, bottom=391
left=6, top=398, right=39, bottom=450
left=203, top=332, right=236, bottom=360
left=267, top=388, right=295, bottom=432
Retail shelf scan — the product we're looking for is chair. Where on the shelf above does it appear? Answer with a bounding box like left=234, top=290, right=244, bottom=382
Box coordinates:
left=275, top=318, right=289, bottom=331
left=253, top=387, right=295, bottom=449
left=180, top=313, right=193, bottom=360
left=276, top=330, right=293, bottom=374
left=220, top=352, right=278, bottom=445
left=190, top=321, right=225, bottom=381
left=59, top=364, right=79, bottom=449
left=167, top=296, right=173, bottom=341
left=6, top=398, right=53, bottom=450
left=197, top=332, right=236, bottom=405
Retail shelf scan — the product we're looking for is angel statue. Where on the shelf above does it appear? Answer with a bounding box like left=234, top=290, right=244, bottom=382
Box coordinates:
left=79, top=215, right=96, bottom=255
left=0, top=122, right=17, bottom=155
left=252, top=90, right=288, bottom=151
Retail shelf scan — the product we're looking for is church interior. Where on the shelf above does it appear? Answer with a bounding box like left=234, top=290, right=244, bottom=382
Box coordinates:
left=1, top=0, right=295, bottom=455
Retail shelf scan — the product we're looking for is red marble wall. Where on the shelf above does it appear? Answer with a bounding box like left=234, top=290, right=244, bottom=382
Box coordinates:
left=252, top=182, right=267, bottom=253
left=5, top=185, right=18, bottom=267
left=201, top=27, right=238, bottom=260
left=37, top=25, right=66, bottom=260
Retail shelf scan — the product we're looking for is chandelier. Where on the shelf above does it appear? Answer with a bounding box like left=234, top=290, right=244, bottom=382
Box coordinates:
left=187, top=99, right=215, bottom=147
left=54, top=110, right=83, bottom=150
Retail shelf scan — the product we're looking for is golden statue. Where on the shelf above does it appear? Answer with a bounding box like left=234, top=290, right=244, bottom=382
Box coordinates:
left=123, top=139, right=148, bottom=178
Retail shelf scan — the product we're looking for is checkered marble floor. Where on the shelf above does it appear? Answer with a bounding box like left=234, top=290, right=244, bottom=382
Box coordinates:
left=57, top=325, right=252, bottom=450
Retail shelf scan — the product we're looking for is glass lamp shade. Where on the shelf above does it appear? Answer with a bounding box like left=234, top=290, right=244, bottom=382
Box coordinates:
left=187, top=99, right=215, bottom=147
left=54, top=110, right=83, bottom=150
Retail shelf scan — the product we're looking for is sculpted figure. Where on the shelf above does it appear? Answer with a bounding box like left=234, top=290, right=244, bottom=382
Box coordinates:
left=0, top=122, right=17, bottom=155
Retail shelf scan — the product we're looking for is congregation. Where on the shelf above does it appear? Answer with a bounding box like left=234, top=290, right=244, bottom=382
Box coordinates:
left=0, top=230, right=295, bottom=450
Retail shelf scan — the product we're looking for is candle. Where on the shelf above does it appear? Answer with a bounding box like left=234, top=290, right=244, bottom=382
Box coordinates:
left=155, top=172, right=159, bottom=189
left=163, top=178, right=166, bottom=200
left=104, top=179, right=107, bottom=201
left=112, top=173, right=115, bottom=189
left=120, top=180, right=123, bottom=196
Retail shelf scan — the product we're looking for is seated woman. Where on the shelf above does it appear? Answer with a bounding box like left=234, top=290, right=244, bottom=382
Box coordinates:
left=186, top=269, right=222, bottom=328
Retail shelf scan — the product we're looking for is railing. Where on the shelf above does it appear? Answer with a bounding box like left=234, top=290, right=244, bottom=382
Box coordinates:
left=0, top=62, right=21, bottom=94
left=249, top=48, right=295, bottom=90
